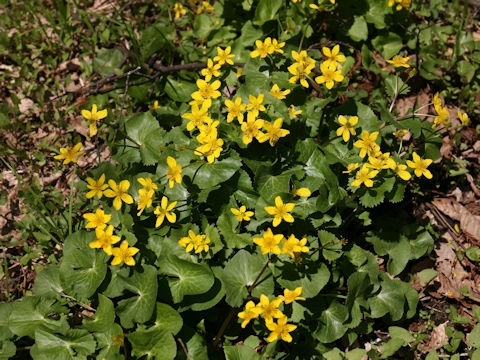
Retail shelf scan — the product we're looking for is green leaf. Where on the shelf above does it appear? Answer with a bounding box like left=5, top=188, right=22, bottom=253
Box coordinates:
left=93, top=323, right=123, bottom=359
left=179, top=271, right=225, bottom=312
left=164, top=78, right=197, bottom=103
left=222, top=250, right=274, bottom=307
left=33, top=265, right=64, bottom=298
left=318, top=230, right=343, bottom=261
left=93, top=48, right=124, bottom=76
left=192, top=157, right=242, bottom=189
left=217, top=212, right=252, bottom=249
left=348, top=16, right=368, bottom=42
left=276, top=262, right=330, bottom=298
left=151, top=303, right=183, bottom=335
left=457, top=60, right=476, bottom=83
left=345, top=349, right=367, bottom=360
left=314, top=301, right=349, bottom=343
left=368, top=276, right=407, bottom=321
left=385, top=75, right=410, bottom=98
left=158, top=255, right=214, bottom=303
left=380, top=338, right=405, bottom=358
left=0, top=340, right=15, bottom=359
left=253, top=0, right=282, bottom=26
left=224, top=344, right=262, bottom=360
left=417, top=269, right=437, bottom=285
left=256, top=173, right=291, bottom=203
left=116, top=265, right=158, bottom=328
left=466, top=247, right=480, bottom=262
left=124, top=112, right=166, bottom=165
left=59, top=231, right=108, bottom=298
left=358, top=176, right=396, bottom=208
left=81, top=294, right=114, bottom=332
left=9, top=297, right=69, bottom=338
left=372, top=32, right=403, bottom=60
left=128, top=328, right=176, bottom=360
left=389, top=326, right=414, bottom=343
left=34, top=329, right=96, bottom=359
left=0, top=303, right=12, bottom=341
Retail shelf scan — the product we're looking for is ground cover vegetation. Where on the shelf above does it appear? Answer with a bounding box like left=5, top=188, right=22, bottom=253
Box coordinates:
left=1, top=0, right=480, bottom=358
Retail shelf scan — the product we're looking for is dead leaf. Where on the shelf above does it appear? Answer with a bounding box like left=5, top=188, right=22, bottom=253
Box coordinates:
left=421, top=322, right=449, bottom=352
left=432, top=198, right=480, bottom=241
left=18, top=98, right=34, bottom=114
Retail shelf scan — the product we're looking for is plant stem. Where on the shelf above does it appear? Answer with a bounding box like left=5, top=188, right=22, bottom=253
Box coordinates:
left=68, top=164, right=77, bottom=236
left=211, top=259, right=271, bottom=351
left=2, top=249, right=10, bottom=301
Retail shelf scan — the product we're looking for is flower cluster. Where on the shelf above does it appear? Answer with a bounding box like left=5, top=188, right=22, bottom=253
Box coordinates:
left=238, top=288, right=305, bottom=342
left=287, top=45, right=346, bottom=90
left=250, top=37, right=285, bottom=59
left=388, top=0, right=412, bottom=11
left=178, top=230, right=211, bottom=254
left=334, top=114, right=434, bottom=187
left=253, top=228, right=308, bottom=258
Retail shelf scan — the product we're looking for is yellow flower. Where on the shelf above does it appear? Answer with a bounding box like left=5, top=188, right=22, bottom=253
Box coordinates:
left=137, top=177, right=158, bottom=193
left=178, top=230, right=210, bottom=253
left=294, top=187, right=311, bottom=197
left=253, top=228, right=283, bottom=255
left=257, top=118, right=290, bottom=147
left=433, top=92, right=442, bottom=108
left=83, top=208, right=111, bottom=230
left=214, top=46, right=235, bottom=66
left=166, top=157, right=182, bottom=188
left=149, top=100, right=160, bottom=112
left=111, top=240, right=139, bottom=266
left=265, top=196, right=295, bottom=227
left=336, top=115, right=358, bottom=142
left=353, top=130, right=380, bottom=158
left=343, top=163, right=360, bottom=174
left=291, top=50, right=316, bottom=69
left=351, top=165, right=379, bottom=187
left=81, top=104, right=107, bottom=136
left=282, top=287, right=306, bottom=304
left=197, top=120, right=220, bottom=144
left=86, top=173, right=108, bottom=199
left=54, top=142, right=84, bottom=164
left=225, top=97, right=246, bottom=123
left=246, top=94, right=266, bottom=116
left=281, top=234, right=301, bottom=258
left=386, top=55, right=410, bottom=68
left=201, top=58, right=221, bottom=82
left=315, top=61, right=344, bottom=89
left=270, top=84, right=291, bottom=100
left=182, top=99, right=212, bottom=131
left=458, top=111, right=470, bottom=127
left=236, top=68, right=243, bottom=78
left=195, top=136, right=224, bottom=163
left=271, top=39, right=285, bottom=54
left=393, top=129, right=409, bottom=138
left=191, top=79, right=221, bottom=101
left=238, top=301, right=262, bottom=328
left=89, top=225, right=120, bottom=255
left=250, top=37, right=273, bottom=58
left=367, top=153, right=395, bottom=170
left=154, top=196, right=177, bottom=227
left=288, top=105, right=302, bottom=118
left=389, top=0, right=412, bottom=10
left=322, top=45, right=346, bottom=68
left=137, top=188, right=154, bottom=216
left=231, top=205, right=254, bottom=221
left=406, top=152, right=433, bottom=179
left=266, top=315, right=297, bottom=343
left=393, top=162, right=411, bottom=181
left=256, top=295, right=284, bottom=323
left=433, top=105, right=450, bottom=129
left=104, top=180, right=134, bottom=211
left=241, top=112, right=264, bottom=145
left=173, top=3, right=187, bottom=19
left=288, top=62, right=314, bottom=88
